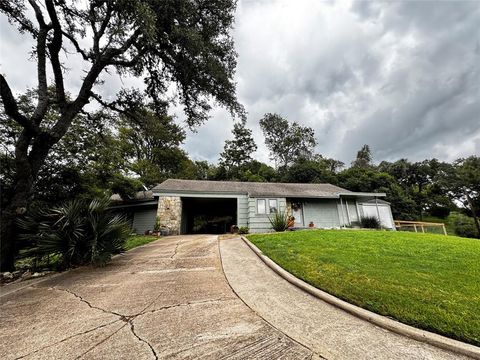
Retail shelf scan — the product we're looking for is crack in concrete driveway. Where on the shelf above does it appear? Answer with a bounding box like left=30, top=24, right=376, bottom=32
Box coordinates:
left=1, top=235, right=311, bottom=359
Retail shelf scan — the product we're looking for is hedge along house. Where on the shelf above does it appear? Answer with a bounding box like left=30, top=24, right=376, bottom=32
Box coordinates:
left=152, top=179, right=395, bottom=234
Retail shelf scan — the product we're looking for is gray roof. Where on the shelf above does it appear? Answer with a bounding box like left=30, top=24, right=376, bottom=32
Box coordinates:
left=152, top=179, right=386, bottom=198
left=110, top=190, right=154, bottom=202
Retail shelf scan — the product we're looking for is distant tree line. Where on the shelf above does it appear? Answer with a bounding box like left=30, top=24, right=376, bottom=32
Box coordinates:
left=2, top=107, right=479, bottom=241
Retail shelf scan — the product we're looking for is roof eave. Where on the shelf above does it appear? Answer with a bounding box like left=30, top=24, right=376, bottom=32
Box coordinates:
left=339, top=192, right=387, bottom=197
left=152, top=189, right=248, bottom=196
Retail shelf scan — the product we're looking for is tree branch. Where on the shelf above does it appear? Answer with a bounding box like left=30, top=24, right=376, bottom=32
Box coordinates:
left=60, top=30, right=89, bottom=60
left=90, top=92, right=129, bottom=116
left=0, top=75, right=37, bottom=133
left=0, top=1, right=38, bottom=36
left=45, top=0, right=66, bottom=107
left=28, top=0, right=50, bottom=124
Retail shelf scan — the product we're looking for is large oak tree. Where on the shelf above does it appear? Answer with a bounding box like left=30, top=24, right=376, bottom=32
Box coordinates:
left=0, top=0, right=243, bottom=270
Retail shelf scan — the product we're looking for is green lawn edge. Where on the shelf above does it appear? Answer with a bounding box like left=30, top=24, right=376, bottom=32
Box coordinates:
left=247, top=230, right=480, bottom=346
left=124, top=235, right=161, bottom=251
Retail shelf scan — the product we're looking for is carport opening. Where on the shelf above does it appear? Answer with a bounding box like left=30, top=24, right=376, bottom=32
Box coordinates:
left=182, top=197, right=237, bottom=234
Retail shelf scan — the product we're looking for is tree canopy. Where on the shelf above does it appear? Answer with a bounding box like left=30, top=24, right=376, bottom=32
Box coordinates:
left=219, top=121, right=257, bottom=169
left=259, top=113, right=317, bottom=168
left=0, top=0, right=244, bottom=270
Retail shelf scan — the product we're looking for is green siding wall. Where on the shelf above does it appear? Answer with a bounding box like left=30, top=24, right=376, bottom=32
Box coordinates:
left=303, top=199, right=341, bottom=228
left=248, top=197, right=286, bottom=233
left=237, top=195, right=249, bottom=227
left=132, top=208, right=157, bottom=234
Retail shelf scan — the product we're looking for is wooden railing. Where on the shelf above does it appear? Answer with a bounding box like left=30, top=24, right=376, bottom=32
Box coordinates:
left=394, top=220, right=447, bottom=235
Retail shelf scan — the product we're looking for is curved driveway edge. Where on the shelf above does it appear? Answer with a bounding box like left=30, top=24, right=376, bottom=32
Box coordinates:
left=241, top=236, right=480, bottom=360
left=1, top=235, right=313, bottom=359
left=220, top=236, right=478, bottom=360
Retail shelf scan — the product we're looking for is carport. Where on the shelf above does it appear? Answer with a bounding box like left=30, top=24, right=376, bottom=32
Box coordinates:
left=181, top=197, right=237, bottom=234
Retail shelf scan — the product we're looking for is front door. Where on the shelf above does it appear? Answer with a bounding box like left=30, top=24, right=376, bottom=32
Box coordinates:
left=292, top=202, right=304, bottom=227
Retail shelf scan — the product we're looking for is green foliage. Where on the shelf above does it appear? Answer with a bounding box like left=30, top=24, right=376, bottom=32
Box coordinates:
left=281, top=155, right=341, bottom=183
left=450, top=212, right=478, bottom=239
left=269, top=211, right=289, bottom=232
left=17, top=197, right=131, bottom=268
left=154, top=216, right=161, bottom=232
left=360, top=216, right=381, bottom=229
left=219, top=121, right=257, bottom=169
left=259, top=113, right=317, bottom=168
left=238, top=226, right=249, bottom=234
left=449, top=156, right=480, bottom=237
left=248, top=230, right=480, bottom=346
left=351, top=144, right=372, bottom=168
left=117, top=101, right=189, bottom=186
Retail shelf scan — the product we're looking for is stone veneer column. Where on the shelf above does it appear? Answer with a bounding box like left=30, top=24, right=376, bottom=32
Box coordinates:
left=285, top=200, right=292, bottom=216
left=157, top=196, right=182, bottom=235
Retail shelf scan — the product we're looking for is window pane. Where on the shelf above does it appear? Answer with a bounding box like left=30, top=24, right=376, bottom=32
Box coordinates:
left=257, top=199, right=266, bottom=214
left=269, top=199, right=278, bottom=213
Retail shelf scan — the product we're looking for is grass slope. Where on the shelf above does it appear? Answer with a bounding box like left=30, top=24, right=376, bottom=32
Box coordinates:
left=248, top=230, right=480, bottom=346
left=125, top=235, right=160, bottom=251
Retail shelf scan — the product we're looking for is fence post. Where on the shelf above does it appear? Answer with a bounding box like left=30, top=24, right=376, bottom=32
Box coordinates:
left=442, top=224, right=447, bottom=236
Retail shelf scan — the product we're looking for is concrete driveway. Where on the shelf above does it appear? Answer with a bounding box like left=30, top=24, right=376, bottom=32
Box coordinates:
left=0, top=235, right=311, bottom=360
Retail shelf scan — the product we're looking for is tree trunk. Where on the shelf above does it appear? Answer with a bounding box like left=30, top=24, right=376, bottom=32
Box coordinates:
left=0, top=178, right=32, bottom=271
left=0, top=134, right=49, bottom=271
left=465, top=192, right=480, bottom=238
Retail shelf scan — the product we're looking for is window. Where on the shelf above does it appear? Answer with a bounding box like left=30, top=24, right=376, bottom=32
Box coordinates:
left=269, top=199, right=278, bottom=213
left=257, top=198, right=278, bottom=214
left=257, top=199, right=266, bottom=214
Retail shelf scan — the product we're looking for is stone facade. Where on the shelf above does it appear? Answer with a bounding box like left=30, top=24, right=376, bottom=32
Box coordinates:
left=157, top=196, right=182, bottom=235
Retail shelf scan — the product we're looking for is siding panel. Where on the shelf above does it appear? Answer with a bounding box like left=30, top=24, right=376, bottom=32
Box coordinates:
left=248, top=197, right=286, bottom=233
left=303, top=200, right=341, bottom=228
left=132, top=208, right=157, bottom=234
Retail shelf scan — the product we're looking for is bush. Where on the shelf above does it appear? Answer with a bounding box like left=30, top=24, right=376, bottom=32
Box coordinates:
left=154, top=216, right=161, bottom=232
left=450, top=212, right=478, bottom=238
left=269, top=211, right=289, bottom=232
left=238, top=226, right=249, bottom=234
left=429, top=206, right=451, bottom=219
left=360, top=216, right=381, bottom=229
left=18, top=197, right=131, bottom=268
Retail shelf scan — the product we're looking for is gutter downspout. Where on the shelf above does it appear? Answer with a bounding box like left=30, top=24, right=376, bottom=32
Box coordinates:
left=345, top=199, right=351, bottom=225
left=339, top=197, right=346, bottom=228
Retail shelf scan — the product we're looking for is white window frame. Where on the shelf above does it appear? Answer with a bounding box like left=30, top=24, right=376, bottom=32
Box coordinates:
left=257, top=198, right=278, bottom=215
left=268, top=199, right=278, bottom=214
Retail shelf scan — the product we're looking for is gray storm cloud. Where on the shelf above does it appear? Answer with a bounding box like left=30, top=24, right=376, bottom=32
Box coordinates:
left=1, top=0, right=479, bottom=165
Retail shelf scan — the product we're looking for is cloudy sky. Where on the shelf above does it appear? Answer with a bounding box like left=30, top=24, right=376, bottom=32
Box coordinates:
left=1, top=0, right=479, bottom=165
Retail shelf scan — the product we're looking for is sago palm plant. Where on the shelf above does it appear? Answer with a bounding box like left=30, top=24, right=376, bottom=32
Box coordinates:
left=18, top=197, right=131, bottom=268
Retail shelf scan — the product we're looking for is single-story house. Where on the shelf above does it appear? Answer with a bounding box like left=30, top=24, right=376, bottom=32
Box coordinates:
left=129, top=179, right=394, bottom=235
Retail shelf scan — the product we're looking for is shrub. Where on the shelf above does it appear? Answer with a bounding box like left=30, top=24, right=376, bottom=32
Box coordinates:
left=429, top=206, right=451, bottom=219
left=238, top=226, right=249, bottom=234
left=18, top=197, right=131, bottom=268
left=450, top=212, right=478, bottom=238
left=269, top=211, right=289, bottom=232
left=360, top=216, right=381, bottom=229
left=154, top=216, right=161, bottom=232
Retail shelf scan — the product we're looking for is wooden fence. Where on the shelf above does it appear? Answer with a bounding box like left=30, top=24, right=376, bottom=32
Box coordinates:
left=394, top=220, right=447, bottom=235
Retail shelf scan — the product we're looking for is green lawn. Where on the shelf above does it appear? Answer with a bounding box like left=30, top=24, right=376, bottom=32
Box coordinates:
left=124, top=235, right=160, bottom=251
left=247, top=230, right=480, bottom=346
